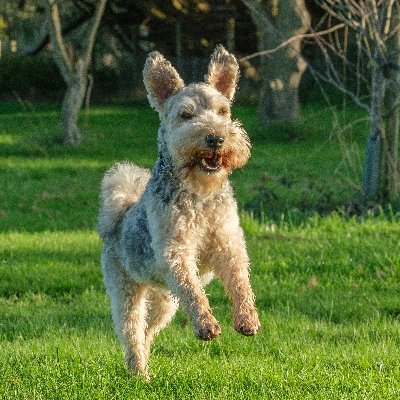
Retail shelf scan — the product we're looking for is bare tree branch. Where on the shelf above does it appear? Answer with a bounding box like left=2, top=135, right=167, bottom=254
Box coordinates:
left=318, top=0, right=400, bottom=200
left=310, top=64, right=371, bottom=112
left=47, top=0, right=74, bottom=81
left=83, top=0, right=108, bottom=70
left=239, top=23, right=346, bottom=62
left=29, top=12, right=92, bottom=55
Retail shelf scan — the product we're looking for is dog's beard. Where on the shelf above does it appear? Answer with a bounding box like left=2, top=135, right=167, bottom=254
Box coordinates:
left=173, top=147, right=245, bottom=196
left=177, top=148, right=236, bottom=175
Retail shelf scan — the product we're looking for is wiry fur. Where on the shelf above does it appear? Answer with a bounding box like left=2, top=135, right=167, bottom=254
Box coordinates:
left=99, top=45, right=260, bottom=381
left=99, top=163, right=150, bottom=238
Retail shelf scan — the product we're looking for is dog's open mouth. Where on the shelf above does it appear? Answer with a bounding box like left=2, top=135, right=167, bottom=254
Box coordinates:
left=197, top=151, right=222, bottom=173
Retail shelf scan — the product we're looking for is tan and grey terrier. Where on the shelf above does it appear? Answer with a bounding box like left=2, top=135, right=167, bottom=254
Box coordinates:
left=98, top=45, right=260, bottom=379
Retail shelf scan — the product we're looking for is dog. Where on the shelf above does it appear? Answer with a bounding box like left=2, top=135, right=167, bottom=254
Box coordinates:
left=98, top=45, right=260, bottom=380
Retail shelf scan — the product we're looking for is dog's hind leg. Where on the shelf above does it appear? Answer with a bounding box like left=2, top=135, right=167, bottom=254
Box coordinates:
left=102, top=250, right=149, bottom=379
left=144, top=290, right=179, bottom=360
left=122, top=283, right=149, bottom=379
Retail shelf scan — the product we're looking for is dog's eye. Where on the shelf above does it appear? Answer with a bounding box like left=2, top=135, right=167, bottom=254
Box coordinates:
left=180, top=111, right=193, bottom=120
left=218, top=107, right=228, bottom=116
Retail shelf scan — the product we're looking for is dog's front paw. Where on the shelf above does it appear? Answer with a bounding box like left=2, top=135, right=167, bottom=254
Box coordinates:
left=196, top=315, right=221, bottom=341
left=234, top=311, right=260, bottom=336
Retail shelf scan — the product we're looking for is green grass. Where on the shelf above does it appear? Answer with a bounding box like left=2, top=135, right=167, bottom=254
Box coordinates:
left=1, top=101, right=400, bottom=399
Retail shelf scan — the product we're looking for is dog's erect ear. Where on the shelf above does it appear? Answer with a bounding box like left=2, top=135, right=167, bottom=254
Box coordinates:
left=143, top=51, right=185, bottom=112
left=205, top=45, right=239, bottom=102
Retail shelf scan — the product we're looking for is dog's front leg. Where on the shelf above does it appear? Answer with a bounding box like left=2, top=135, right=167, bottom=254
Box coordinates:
left=163, top=243, right=221, bottom=340
left=212, top=222, right=260, bottom=336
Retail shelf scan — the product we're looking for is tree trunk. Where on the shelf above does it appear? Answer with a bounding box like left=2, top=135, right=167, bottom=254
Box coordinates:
left=363, top=7, right=400, bottom=202
left=384, top=90, right=400, bottom=200
left=226, top=16, right=235, bottom=52
left=362, top=54, right=386, bottom=200
left=248, top=0, right=310, bottom=122
left=382, top=8, right=400, bottom=201
left=46, top=0, right=107, bottom=146
left=61, top=60, right=87, bottom=146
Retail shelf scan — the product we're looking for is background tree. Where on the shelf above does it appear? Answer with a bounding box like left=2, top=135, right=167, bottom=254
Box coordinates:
left=315, top=0, right=400, bottom=201
left=244, top=0, right=311, bottom=122
left=46, top=0, right=107, bottom=146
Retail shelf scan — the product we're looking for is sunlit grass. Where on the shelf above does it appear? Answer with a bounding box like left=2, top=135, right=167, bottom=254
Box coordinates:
left=0, top=101, right=399, bottom=398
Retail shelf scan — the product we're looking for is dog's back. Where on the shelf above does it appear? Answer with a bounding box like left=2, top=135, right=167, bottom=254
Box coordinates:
left=98, top=162, right=150, bottom=239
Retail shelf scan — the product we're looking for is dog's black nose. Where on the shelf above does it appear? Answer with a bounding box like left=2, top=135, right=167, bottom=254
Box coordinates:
left=206, top=134, right=224, bottom=149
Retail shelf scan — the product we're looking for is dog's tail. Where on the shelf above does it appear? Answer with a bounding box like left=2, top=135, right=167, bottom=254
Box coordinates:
left=98, top=162, right=150, bottom=239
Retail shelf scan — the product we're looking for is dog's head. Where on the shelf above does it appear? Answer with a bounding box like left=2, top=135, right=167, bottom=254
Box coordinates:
left=143, top=45, right=250, bottom=195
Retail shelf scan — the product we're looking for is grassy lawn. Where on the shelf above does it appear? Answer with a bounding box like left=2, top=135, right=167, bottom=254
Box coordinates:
left=0, top=101, right=399, bottom=399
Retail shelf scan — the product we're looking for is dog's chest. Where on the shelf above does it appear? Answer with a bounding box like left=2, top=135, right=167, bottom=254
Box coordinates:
left=191, top=199, right=232, bottom=259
